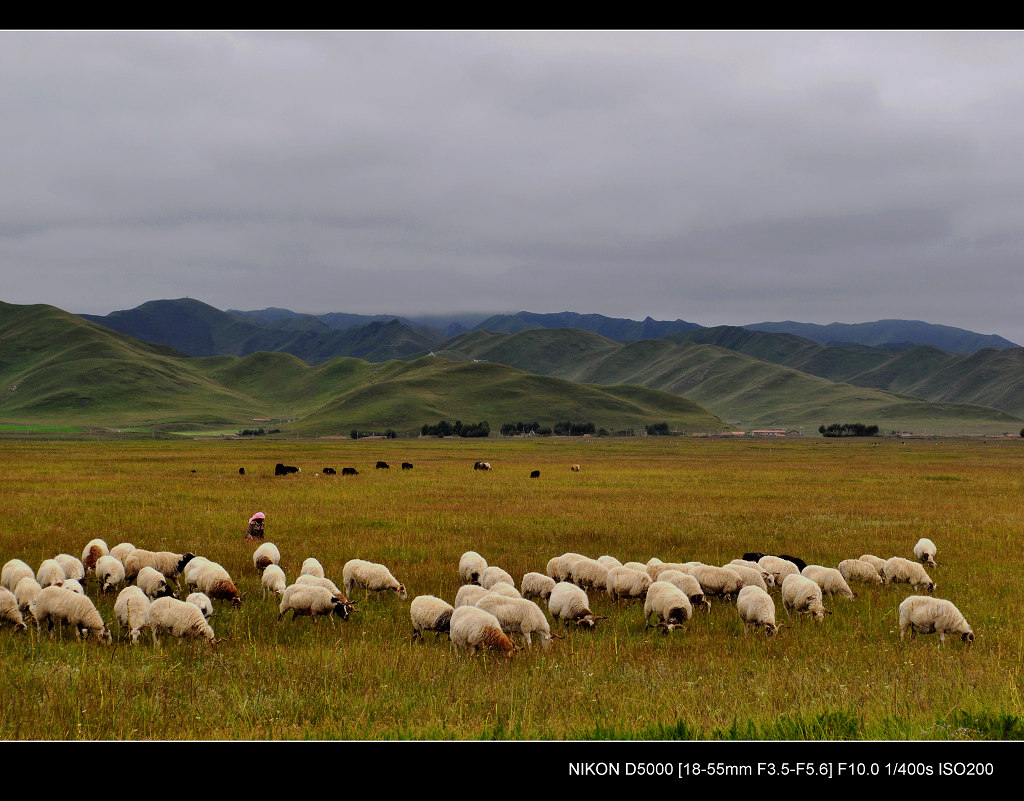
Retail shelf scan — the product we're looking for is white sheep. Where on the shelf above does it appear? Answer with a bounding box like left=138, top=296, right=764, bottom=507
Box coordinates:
left=300, top=558, right=326, bottom=579
left=343, top=559, right=407, bottom=600
left=570, top=558, right=609, bottom=591
left=458, top=551, right=488, bottom=584
left=781, top=574, right=829, bottom=621
left=605, top=565, right=652, bottom=602
left=758, top=555, right=800, bottom=587
left=549, top=552, right=587, bottom=582
left=655, top=570, right=710, bottom=611
left=838, top=559, right=882, bottom=586
left=36, top=559, right=66, bottom=588
left=278, top=584, right=350, bottom=623
left=14, top=576, right=41, bottom=619
left=137, top=565, right=174, bottom=600
left=736, top=585, right=779, bottom=636
left=622, top=561, right=650, bottom=573
left=722, top=563, right=768, bottom=592
left=262, top=564, right=287, bottom=599
left=81, top=539, right=109, bottom=573
left=881, top=557, right=936, bottom=592
left=729, top=559, right=776, bottom=587
left=801, top=565, right=856, bottom=599
left=898, top=595, right=973, bottom=645
left=109, top=542, right=136, bottom=564
left=124, top=550, right=195, bottom=582
left=60, top=579, right=85, bottom=595
left=474, top=594, right=556, bottom=649
left=487, top=582, right=522, bottom=599
left=2, top=559, right=34, bottom=592
left=253, top=542, right=282, bottom=572
left=548, top=582, right=605, bottom=628
left=0, top=586, right=26, bottom=631
left=95, top=555, right=127, bottom=593
left=186, top=592, right=215, bottom=621
left=455, top=584, right=492, bottom=608
left=687, top=565, right=744, bottom=601
left=648, top=562, right=699, bottom=581
left=448, top=605, right=515, bottom=656
left=54, top=554, right=86, bottom=584
left=643, top=581, right=692, bottom=631
left=294, top=573, right=347, bottom=597
left=114, top=586, right=151, bottom=644
left=149, top=596, right=216, bottom=644
left=479, top=565, right=515, bottom=590
left=182, top=556, right=214, bottom=589
left=32, top=585, right=111, bottom=643
left=858, top=554, right=887, bottom=573
left=192, top=561, right=242, bottom=605
left=410, top=595, right=455, bottom=640
left=597, top=555, right=623, bottom=569
left=520, top=572, right=556, bottom=600
left=913, top=538, right=938, bottom=567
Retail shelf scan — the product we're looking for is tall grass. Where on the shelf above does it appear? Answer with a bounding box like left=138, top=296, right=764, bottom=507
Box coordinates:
left=0, top=436, right=1022, bottom=739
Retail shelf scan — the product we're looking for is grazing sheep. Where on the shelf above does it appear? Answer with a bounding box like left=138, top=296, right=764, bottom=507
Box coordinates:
left=186, top=592, right=215, bottom=621
left=914, top=538, right=938, bottom=567
left=655, top=570, right=709, bottom=611
left=597, top=555, right=623, bottom=569
left=858, top=554, right=887, bottom=573
left=449, top=605, right=515, bottom=655
left=758, top=555, right=800, bottom=587
left=182, top=556, right=214, bottom=589
left=0, top=586, right=26, bottom=631
left=410, top=595, right=455, bottom=640
left=722, top=563, right=768, bottom=592
left=32, top=585, right=111, bottom=643
left=343, top=559, right=407, bottom=600
left=838, top=559, right=882, bottom=586
left=123, top=550, right=195, bottom=582
left=114, top=586, right=151, bottom=644
left=777, top=554, right=808, bottom=572
left=781, top=574, right=829, bottom=621
left=729, top=559, right=776, bottom=587
left=606, top=565, right=653, bottom=602
left=95, top=555, right=126, bottom=593
left=261, top=564, right=287, bottom=599
left=687, top=565, right=744, bottom=601
left=193, top=562, right=242, bottom=606
left=622, top=561, right=650, bottom=573
left=479, top=565, right=515, bottom=590
left=520, top=572, right=556, bottom=600
left=149, top=596, right=216, bottom=644
left=36, top=559, right=66, bottom=588
left=253, top=542, right=281, bottom=572
left=736, top=585, right=779, bottom=636
left=487, top=582, right=522, bottom=599
left=881, top=557, right=936, bottom=593
left=475, top=594, right=556, bottom=649
left=81, top=539, right=109, bottom=573
left=801, top=565, right=856, bottom=599
left=570, top=558, right=609, bottom=591
left=300, top=558, right=326, bottom=579
left=109, top=543, right=136, bottom=564
left=648, top=561, right=698, bottom=581
left=2, top=559, right=34, bottom=592
left=548, top=582, right=605, bottom=628
left=278, top=584, right=350, bottom=623
left=137, top=565, right=175, bottom=599
left=455, top=584, right=492, bottom=608
left=643, top=581, right=693, bottom=631
left=549, top=553, right=587, bottom=582
left=898, top=596, right=973, bottom=645
left=60, top=579, right=85, bottom=595
left=53, top=554, right=86, bottom=584
left=458, top=551, right=488, bottom=584
left=293, top=576, right=355, bottom=615
left=14, top=576, right=41, bottom=619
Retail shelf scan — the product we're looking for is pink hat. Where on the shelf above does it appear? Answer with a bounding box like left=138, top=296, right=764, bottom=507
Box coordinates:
left=249, top=512, right=265, bottom=523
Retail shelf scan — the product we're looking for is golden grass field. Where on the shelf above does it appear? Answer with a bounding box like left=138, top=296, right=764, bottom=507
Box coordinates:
left=0, top=435, right=1022, bottom=740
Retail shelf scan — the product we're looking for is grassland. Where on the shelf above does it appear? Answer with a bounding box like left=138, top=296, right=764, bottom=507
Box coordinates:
left=0, top=436, right=1022, bottom=740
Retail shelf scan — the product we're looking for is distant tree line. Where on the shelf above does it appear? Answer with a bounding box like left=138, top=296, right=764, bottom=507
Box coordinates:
left=351, top=429, right=397, bottom=439
left=645, top=422, right=671, bottom=436
left=238, top=427, right=281, bottom=436
left=819, top=423, right=880, bottom=437
left=420, top=420, right=490, bottom=438
left=500, top=421, right=552, bottom=436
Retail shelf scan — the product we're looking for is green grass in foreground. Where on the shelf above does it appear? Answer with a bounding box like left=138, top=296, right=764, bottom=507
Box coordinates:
left=0, top=437, right=1022, bottom=740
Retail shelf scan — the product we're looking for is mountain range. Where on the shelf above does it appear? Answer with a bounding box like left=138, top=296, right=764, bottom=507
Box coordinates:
left=1, top=297, right=1021, bottom=435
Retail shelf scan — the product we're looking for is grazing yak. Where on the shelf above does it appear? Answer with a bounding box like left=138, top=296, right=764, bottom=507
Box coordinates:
left=275, top=463, right=300, bottom=476
left=341, top=467, right=359, bottom=476
left=376, top=461, right=390, bottom=470
left=474, top=461, right=492, bottom=471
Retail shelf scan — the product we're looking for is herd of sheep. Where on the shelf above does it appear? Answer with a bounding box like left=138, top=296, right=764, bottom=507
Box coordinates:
left=0, top=529, right=973, bottom=653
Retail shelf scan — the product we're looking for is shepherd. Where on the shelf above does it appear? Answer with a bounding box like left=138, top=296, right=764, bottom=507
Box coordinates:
left=245, top=512, right=266, bottom=541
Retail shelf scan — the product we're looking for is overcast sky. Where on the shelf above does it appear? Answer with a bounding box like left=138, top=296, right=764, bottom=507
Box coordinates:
left=3, top=31, right=1024, bottom=342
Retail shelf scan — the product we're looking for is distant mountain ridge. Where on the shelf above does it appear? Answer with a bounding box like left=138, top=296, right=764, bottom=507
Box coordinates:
left=746, top=319, right=1017, bottom=353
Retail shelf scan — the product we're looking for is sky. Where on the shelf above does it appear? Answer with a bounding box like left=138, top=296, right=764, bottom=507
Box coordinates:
left=3, top=30, right=1024, bottom=343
